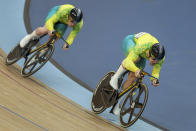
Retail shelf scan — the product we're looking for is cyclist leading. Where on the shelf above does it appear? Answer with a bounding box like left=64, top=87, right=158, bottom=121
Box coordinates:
left=109, top=32, right=165, bottom=115
left=20, top=4, right=83, bottom=53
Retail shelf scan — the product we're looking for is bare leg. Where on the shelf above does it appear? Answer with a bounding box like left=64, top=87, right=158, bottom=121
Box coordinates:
left=20, top=25, right=49, bottom=48
left=35, top=25, right=48, bottom=36
left=122, top=71, right=137, bottom=91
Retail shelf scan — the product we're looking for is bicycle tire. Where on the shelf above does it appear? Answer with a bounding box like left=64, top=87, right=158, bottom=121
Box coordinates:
left=91, top=71, right=115, bottom=114
left=119, top=84, right=148, bottom=128
left=21, top=44, right=54, bottom=77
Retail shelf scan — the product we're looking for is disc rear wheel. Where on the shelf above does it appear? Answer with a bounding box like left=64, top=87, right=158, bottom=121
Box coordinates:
left=6, top=44, right=22, bottom=65
left=91, top=71, right=115, bottom=114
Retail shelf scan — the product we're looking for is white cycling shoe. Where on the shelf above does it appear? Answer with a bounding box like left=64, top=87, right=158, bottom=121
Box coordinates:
left=20, top=31, right=39, bottom=48
left=109, top=76, right=119, bottom=90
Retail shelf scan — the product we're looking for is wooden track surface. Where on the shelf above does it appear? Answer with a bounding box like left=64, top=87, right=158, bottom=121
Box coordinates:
left=0, top=49, right=127, bottom=131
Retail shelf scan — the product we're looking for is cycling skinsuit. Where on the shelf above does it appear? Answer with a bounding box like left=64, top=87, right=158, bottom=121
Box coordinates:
left=45, top=4, right=83, bottom=46
left=122, top=32, right=165, bottom=79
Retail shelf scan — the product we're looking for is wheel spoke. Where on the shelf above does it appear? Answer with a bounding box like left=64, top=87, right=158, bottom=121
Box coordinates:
left=26, top=59, right=39, bottom=68
left=129, top=94, right=133, bottom=105
left=128, top=108, right=135, bottom=123
left=121, top=107, right=132, bottom=116
left=135, top=87, right=144, bottom=102
left=29, top=62, right=38, bottom=72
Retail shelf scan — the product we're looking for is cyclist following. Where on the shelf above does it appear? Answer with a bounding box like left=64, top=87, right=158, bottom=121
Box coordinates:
left=20, top=4, right=83, bottom=53
left=109, top=32, right=165, bottom=115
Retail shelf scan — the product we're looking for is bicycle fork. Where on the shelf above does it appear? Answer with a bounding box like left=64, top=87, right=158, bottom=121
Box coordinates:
left=109, top=82, right=140, bottom=114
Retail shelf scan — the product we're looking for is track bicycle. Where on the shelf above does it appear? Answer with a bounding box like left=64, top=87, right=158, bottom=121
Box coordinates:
left=6, top=31, right=66, bottom=77
left=91, top=70, right=158, bottom=127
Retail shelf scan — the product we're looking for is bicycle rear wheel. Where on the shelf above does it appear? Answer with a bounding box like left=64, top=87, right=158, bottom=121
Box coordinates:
left=91, top=71, right=115, bottom=114
left=6, top=44, right=23, bottom=65
left=6, top=40, right=39, bottom=65
left=21, top=44, right=54, bottom=77
left=119, top=84, right=148, bottom=128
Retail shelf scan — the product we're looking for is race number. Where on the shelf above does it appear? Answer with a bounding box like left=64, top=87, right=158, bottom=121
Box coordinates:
left=135, top=32, right=147, bottom=39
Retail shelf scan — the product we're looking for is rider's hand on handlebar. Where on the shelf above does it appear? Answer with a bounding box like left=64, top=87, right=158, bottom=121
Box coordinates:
left=62, top=41, right=69, bottom=51
left=135, top=69, right=142, bottom=78
left=152, top=79, right=159, bottom=87
left=48, top=30, right=55, bottom=37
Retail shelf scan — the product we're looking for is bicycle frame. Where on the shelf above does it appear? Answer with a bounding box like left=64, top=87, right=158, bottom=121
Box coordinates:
left=27, top=32, right=64, bottom=55
left=28, top=35, right=57, bottom=55
left=117, top=71, right=157, bottom=100
left=118, top=79, right=140, bottom=100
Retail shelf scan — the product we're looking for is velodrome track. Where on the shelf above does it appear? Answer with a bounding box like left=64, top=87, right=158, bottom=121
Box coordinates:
left=0, top=49, right=127, bottom=131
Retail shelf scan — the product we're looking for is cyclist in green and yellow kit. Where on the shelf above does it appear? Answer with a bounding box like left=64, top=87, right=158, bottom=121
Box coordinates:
left=20, top=4, right=83, bottom=52
left=110, top=32, right=165, bottom=115
left=6, top=4, right=83, bottom=74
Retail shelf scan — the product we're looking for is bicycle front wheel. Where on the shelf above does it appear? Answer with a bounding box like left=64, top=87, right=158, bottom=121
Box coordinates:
left=119, top=84, right=148, bottom=128
left=21, top=44, right=54, bottom=77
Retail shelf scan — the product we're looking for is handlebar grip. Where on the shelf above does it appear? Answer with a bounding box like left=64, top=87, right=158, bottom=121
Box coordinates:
left=139, top=70, right=144, bottom=77
left=61, top=42, right=69, bottom=49
left=52, top=31, right=56, bottom=34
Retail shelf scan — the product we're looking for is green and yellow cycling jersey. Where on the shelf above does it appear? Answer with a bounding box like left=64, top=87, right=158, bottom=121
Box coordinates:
left=45, top=4, right=83, bottom=46
left=122, top=32, right=165, bottom=79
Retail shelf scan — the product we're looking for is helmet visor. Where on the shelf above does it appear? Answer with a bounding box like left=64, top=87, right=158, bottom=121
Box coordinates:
left=69, top=16, right=78, bottom=25
left=150, top=53, right=163, bottom=61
